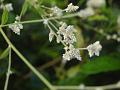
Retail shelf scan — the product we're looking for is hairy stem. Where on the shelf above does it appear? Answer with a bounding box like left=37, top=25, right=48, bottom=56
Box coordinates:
left=0, top=13, right=79, bottom=28
left=4, top=46, right=11, bottom=90
left=54, top=84, right=120, bottom=90
left=0, top=28, right=55, bottom=90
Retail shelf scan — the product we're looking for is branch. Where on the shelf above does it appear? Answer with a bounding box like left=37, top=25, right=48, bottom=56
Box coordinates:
left=4, top=46, right=11, bottom=90
left=0, top=27, right=55, bottom=90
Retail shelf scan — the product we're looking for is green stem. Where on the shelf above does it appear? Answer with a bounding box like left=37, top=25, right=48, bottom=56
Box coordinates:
left=54, top=84, right=120, bottom=90
left=4, top=46, right=11, bottom=90
left=0, top=28, right=55, bottom=90
left=0, top=13, right=79, bottom=28
left=47, top=23, right=66, bottom=46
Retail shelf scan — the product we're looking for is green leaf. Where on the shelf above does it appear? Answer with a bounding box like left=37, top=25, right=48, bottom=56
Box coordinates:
left=75, top=27, right=85, bottom=48
left=0, top=47, right=10, bottom=60
left=81, top=56, right=120, bottom=75
left=67, top=65, right=81, bottom=78
left=20, top=0, right=29, bottom=16
left=40, top=49, right=59, bottom=58
left=1, top=8, right=9, bottom=25
left=88, top=15, right=108, bottom=21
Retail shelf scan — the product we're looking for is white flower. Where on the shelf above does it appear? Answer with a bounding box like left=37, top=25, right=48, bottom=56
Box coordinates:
left=87, top=41, right=102, bottom=57
left=79, top=84, right=85, bottom=89
left=63, top=45, right=81, bottom=61
left=43, top=19, right=48, bottom=25
left=5, top=3, right=13, bottom=11
left=65, top=3, right=79, bottom=12
left=87, top=0, right=106, bottom=8
left=56, top=35, right=62, bottom=43
left=57, top=22, right=67, bottom=35
left=9, top=21, right=23, bottom=35
left=49, top=30, right=54, bottom=42
left=57, top=23, right=76, bottom=44
left=63, top=51, right=71, bottom=61
left=117, top=37, right=120, bottom=42
left=112, top=34, right=117, bottom=39
left=78, top=7, right=95, bottom=18
left=51, top=6, right=63, bottom=16
left=15, top=16, right=20, bottom=21
left=63, top=33, right=76, bottom=44
left=106, top=35, right=111, bottom=40
left=0, top=3, right=13, bottom=11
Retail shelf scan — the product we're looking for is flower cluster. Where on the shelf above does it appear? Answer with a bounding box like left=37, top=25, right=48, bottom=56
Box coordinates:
left=51, top=6, right=63, bottom=16
left=51, top=3, right=79, bottom=16
left=0, top=3, right=13, bottom=12
left=9, top=16, right=23, bottom=35
left=48, top=22, right=102, bottom=61
left=63, top=44, right=81, bottom=61
left=87, top=0, right=106, bottom=8
left=49, top=30, right=55, bottom=42
left=78, top=7, right=95, bottom=19
left=65, top=3, right=79, bottom=12
left=98, top=29, right=120, bottom=42
left=87, top=41, right=102, bottom=57
left=106, top=34, right=120, bottom=42
left=1, top=1, right=103, bottom=62
left=42, top=3, right=103, bottom=61
left=78, top=0, right=106, bottom=18
left=57, top=23, right=76, bottom=44
left=57, top=23, right=82, bottom=61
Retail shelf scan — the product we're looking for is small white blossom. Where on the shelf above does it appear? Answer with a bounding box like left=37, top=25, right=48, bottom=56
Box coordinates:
left=112, top=34, right=117, bottom=39
left=57, top=22, right=67, bottom=35
left=63, top=51, right=71, bottom=61
left=49, top=30, right=54, bottom=42
left=15, top=16, right=20, bottom=21
left=79, top=84, right=85, bottom=89
left=65, top=3, right=79, bottom=12
left=63, top=33, right=76, bottom=44
left=95, top=87, right=103, bottom=90
left=99, top=29, right=104, bottom=34
left=63, top=45, right=81, bottom=61
left=87, top=0, right=106, bottom=8
left=43, top=19, right=48, bottom=25
left=56, top=34, right=62, bottom=43
left=51, top=6, right=63, bottom=16
left=87, top=41, right=102, bottom=57
left=57, top=23, right=76, bottom=44
left=78, top=7, right=95, bottom=18
left=9, top=21, right=23, bottom=35
left=106, top=35, right=111, bottom=40
left=5, top=3, right=13, bottom=11
left=117, top=37, right=120, bottom=42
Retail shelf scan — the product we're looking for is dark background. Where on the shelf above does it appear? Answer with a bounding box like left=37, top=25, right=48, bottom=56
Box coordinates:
left=0, top=0, right=120, bottom=90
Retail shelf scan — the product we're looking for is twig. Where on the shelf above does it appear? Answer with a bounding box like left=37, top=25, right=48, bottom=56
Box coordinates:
left=0, top=13, right=79, bottom=28
left=23, top=58, right=60, bottom=79
left=0, top=28, right=56, bottom=90
left=4, top=46, right=11, bottom=90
